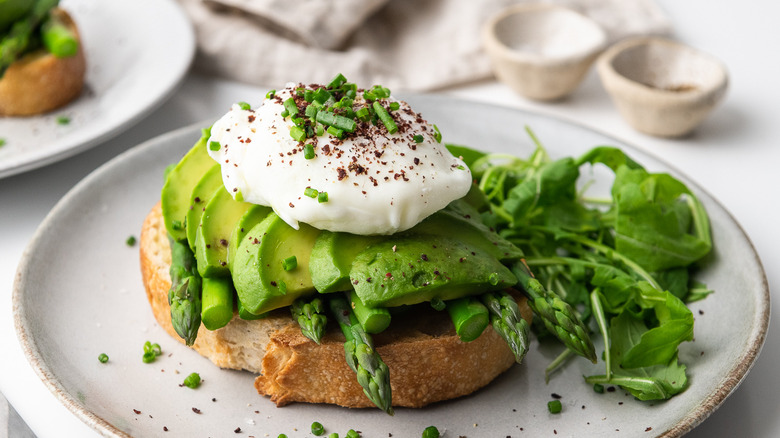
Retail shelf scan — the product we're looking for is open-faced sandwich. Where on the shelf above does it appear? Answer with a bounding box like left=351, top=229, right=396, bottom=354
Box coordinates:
left=0, top=0, right=85, bottom=116
left=141, top=73, right=713, bottom=414
left=140, top=74, right=601, bottom=413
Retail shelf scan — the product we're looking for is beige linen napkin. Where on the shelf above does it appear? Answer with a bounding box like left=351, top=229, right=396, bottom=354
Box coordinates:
left=178, top=0, right=671, bottom=91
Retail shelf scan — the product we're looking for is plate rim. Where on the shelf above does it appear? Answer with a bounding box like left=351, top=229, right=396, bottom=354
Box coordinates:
left=13, top=96, right=771, bottom=437
left=0, top=0, right=196, bottom=180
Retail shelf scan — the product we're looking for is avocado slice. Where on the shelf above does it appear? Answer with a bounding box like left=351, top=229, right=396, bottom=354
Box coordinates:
left=185, top=164, right=222, bottom=251
left=195, top=187, right=254, bottom=277
left=161, top=136, right=215, bottom=241
left=309, top=231, right=382, bottom=293
left=232, top=213, right=321, bottom=314
left=350, top=235, right=516, bottom=308
left=412, top=199, right=523, bottom=262
left=227, top=204, right=273, bottom=272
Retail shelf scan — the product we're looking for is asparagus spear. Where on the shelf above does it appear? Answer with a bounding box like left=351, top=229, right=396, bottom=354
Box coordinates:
left=168, top=237, right=202, bottom=346
left=201, top=276, right=234, bottom=330
left=329, top=296, right=393, bottom=415
left=0, top=0, right=59, bottom=76
left=446, top=297, right=489, bottom=342
left=349, top=290, right=391, bottom=334
left=41, top=9, right=78, bottom=58
left=481, top=292, right=530, bottom=363
left=290, top=296, right=327, bottom=344
left=511, top=261, right=597, bottom=363
left=238, top=299, right=267, bottom=320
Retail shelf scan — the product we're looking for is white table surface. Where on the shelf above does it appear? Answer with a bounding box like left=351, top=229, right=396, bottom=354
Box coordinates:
left=2, top=1, right=778, bottom=436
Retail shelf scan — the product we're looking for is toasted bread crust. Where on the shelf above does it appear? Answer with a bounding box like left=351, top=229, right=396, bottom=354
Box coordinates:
left=0, top=8, right=86, bottom=116
left=141, top=202, right=530, bottom=408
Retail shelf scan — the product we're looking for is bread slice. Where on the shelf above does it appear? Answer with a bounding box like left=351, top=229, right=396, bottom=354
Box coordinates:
left=0, top=8, right=86, bottom=116
left=140, top=202, right=531, bottom=408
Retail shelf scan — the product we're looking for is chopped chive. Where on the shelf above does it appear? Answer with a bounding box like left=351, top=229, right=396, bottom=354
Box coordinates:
left=317, top=191, right=328, bottom=203
left=265, top=89, right=276, bottom=99
left=283, top=98, right=298, bottom=118
left=328, top=433, right=339, bottom=438
left=304, top=187, right=319, bottom=198
left=304, top=89, right=314, bottom=102
left=345, top=88, right=357, bottom=99
left=237, top=101, right=251, bottom=110
left=303, top=144, right=316, bottom=159
left=311, top=421, right=325, bottom=436
left=316, top=111, right=356, bottom=132
left=126, top=235, right=137, bottom=246
left=142, top=352, right=156, bottom=363
left=278, top=280, right=287, bottom=294
left=355, top=107, right=370, bottom=121
left=422, top=426, right=440, bottom=438
left=371, top=85, right=390, bottom=99
left=326, top=126, right=344, bottom=139
left=363, top=89, right=376, bottom=101
left=209, top=140, right=221, bottom=151
left=315, top=124, right=325, bottom=136
left=593, top=383, right=604, bottom=393
left=280, top=109, right=289, bottom=118
left=433, top=124, right=442, bottom=143
left=327, top=73, right=348, bottom=89
left=296, top=88, right=304, bottom=96
left=430, top=298, right=446, bottom=311
left=171, top=219, right=183, bottom=231
left=548, top=399, right=563, bottom=414
left=389, top=102, right=400, bottom=111
left=413, top=134, right=424, bottom=143
left=98, top=353, right=109, bottom=363
left=183, top=372, right=201, bottom=389
left=372, top=102, right=398, bottom=134
left=313, top=88, right=331, bottom=103
left=346, top=430, right=360, bottom=438
left=290, top=126, right=306, bottom=142
left=278, top=435, right=288, bottom=438
left=56, top=115, right=70, bottom=125
left=305, top=105, right=319, bottom=119
left=282, top=255, right=298, bottom=271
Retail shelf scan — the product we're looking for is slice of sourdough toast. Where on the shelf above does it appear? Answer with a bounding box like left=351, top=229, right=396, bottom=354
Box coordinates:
left=140, top=202, right=530, bottom=408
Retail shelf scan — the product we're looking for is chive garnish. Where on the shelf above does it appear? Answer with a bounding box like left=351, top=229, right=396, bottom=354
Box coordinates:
left=305, top=105, right=319, bottom=119
left=304, top=187, right=319, bottom=198
left=593, top=383, right=605, bottom=393
left=282, top=255, right=298, bottom=271
left=290, top=126, right=306, bottom=142
left=548, top=399, right=563, bottom=414
left=317, top=191, right=328, bottom=203
left=345, top=430, right=360, bottom=438
left=413, top=134, right=424, bottom=143
left=183, top=372, right=201, bottom=389
left=433, top=124, right=442, bottom=143
left=283, top=98, right=298, bottom=118
left=56, top=115, right=70, bottom=125
left=142, top=341, right=162, bottom=363
left=126, top=236, right=137, bottom=246
left=316, top=111, right=356, bottom=132
left=326, top=126, right=344, bottom=139
left=98, top=353, right=109, bottom=363
left=389, top=102, right=400, bottom=111
left=313, top=88, right=331, bottom=104
left=355, top=107, right=370, bottom=121
left=373, top=102, right=398, bottom=134
left=209, top=140, right=220, bottom=151
left=237, top=101, right=251, bottom=110
left=422, top=426, right=440, bottom=438
left=430, top=298, right=446, bottom=311
left=281, top=110, right=289, bottom=118
left=304, top=89, right=314, bottom=102
left=265, top=89, right=276, bottom=99
left=315, top=124, right=325, bottom=136
left=311, top=421, right=325, bottom=436
left=304, top=144, right=315, bottom=159
left=327, top=73, right=348, bottom=89
left=0, top=138, right=7, bottom=147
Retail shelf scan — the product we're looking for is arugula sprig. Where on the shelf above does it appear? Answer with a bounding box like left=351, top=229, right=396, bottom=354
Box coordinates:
left=449, top=128, right=714, bottom=401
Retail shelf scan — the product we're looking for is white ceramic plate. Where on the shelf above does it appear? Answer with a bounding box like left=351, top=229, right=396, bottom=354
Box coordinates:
left=0, top=0, right=194, bottom=179
left=14, top=96, right=769, bottom=437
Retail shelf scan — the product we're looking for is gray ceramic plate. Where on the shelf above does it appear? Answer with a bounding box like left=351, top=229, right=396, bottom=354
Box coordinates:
left=14, top=96, right=769, bottom=437
left=0, top=0, right=194, bottom=179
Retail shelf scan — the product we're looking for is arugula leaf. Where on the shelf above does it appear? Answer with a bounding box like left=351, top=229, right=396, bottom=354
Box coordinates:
left=586, top=312, right=688, bottom=400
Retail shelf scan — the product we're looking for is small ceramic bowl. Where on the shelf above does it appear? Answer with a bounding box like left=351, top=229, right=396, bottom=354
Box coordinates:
left=483, top=4, right=607, bottom=101
left=597, top=37, right=729, bottom=137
